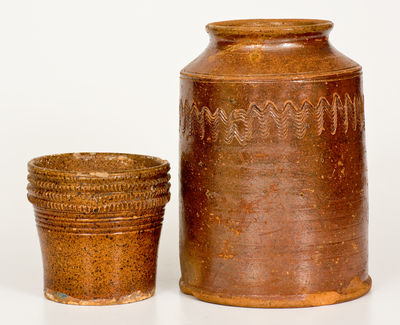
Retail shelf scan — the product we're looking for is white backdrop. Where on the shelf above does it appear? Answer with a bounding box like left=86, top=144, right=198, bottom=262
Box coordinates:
left=1, top=0, right=399, bottom=324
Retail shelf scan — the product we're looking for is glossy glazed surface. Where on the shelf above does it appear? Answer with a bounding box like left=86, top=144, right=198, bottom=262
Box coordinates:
left=28, top=153, right=171, bottom=305
left=179, top=19, right=370, bottom=307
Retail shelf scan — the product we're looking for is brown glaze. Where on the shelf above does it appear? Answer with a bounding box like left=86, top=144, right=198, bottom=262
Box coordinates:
left=27, top=152, right=170, bottom=305
left=179, top=19, right=371, bottom=307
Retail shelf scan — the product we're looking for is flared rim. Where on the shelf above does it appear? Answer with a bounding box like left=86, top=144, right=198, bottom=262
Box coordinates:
left=28, top=152, right=170, bottom=180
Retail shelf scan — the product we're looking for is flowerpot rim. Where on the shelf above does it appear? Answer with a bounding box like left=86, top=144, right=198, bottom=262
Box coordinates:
left=28, top=152, right=169, bottom=179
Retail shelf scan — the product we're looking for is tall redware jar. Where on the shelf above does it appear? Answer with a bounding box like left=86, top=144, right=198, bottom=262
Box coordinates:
left=179, top=19, right=371, bottom=307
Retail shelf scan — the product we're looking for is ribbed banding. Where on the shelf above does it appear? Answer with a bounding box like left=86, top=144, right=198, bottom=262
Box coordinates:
left=27, top=152, right=170, bottom=231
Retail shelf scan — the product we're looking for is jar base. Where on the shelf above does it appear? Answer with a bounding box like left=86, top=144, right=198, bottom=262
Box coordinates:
left=44, top=288, right=155, bottom=306
left=180, top=276, right=371, bottom=308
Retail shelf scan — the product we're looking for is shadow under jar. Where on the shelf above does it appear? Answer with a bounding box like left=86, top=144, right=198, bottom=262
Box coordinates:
left=179, top=19, right=371, bottom=307
left=27, top=152, right=170, bottom=305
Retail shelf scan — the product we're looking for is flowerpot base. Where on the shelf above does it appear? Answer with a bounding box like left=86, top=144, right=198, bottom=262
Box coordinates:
left=44, top=288, right=155, bottom=306
left=180, top=276, right=372, bottom=308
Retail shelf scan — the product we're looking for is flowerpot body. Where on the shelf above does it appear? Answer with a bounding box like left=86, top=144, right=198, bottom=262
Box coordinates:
left=179, top=19, right=371, bottom=307
left=28, top=153, right=170, bottom=305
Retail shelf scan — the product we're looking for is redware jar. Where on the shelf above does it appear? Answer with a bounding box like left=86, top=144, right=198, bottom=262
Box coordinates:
left=179, top=19, right=370, bottom=307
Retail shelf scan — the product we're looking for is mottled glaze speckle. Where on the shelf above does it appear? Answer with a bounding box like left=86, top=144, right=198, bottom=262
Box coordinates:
left=28, top=152, right=170, bottom=305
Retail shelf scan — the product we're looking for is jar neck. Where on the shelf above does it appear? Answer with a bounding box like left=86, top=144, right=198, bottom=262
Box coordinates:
left=206, top=19, right=333, bottom=45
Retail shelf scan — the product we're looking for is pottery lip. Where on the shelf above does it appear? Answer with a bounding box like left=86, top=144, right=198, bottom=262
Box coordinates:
left=206, top=19, right=333, bottom=38
left=28, top=152, right=170, bottom=181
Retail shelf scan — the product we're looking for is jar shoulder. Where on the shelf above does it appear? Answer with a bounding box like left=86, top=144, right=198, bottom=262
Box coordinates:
left=181, top=41, right=361, bottom=80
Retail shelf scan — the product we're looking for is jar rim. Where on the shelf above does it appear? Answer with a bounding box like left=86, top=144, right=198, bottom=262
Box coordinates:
left=206, top=19, right=333, bottom=38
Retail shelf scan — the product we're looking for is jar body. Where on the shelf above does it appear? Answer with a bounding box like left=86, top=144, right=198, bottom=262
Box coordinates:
left=179, top=19, right=371, bottom=307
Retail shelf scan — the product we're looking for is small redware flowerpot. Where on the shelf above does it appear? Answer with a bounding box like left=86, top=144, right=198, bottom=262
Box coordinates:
left=27, top=152, right=170, bottom=305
